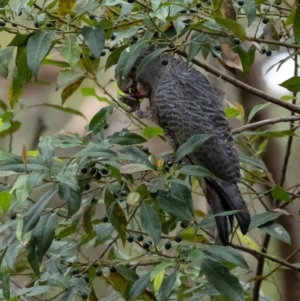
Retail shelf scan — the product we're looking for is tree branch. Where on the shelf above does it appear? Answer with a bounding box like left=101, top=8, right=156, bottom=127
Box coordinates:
left=232, top=115, right=300, bottom=134
left=177, top=50, right=300, bottom=114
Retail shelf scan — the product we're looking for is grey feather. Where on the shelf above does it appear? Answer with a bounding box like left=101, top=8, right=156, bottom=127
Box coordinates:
left=115, top=46, right=251, bottom=245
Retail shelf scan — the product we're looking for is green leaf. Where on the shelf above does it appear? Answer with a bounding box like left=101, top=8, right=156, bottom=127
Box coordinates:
left=81, top=87, right=111, bottom=104
left=188, top=249, right=206, bottom=262
left=150, top=261, right=173, bottom=281
left=271, top=185, right=291, bottom=202
left=0, top=47, right=14, bottom=78
left=57, top=70, right=85, bottom=89
left=179, top=165, right=214, bottom=178
left=82, top=25, right=105, bottom=58
left=0, top=267, right=10, bottom=300
left=26, top=238, right=40, bottom=276
left=108, top=131, right=147, bottom=145
left=74, top=142, right=117, bottom=158
left=119, top=146, right=155, bottom=168
left=110, top=26, right=140, bottom=47
left=14, top=172, right=45, bottom=204
left=201, top=258, right=244, bottom=300
left=0, top=192, right=12, bottom=214
left=0, top=112, right=12, bottom=133
left=32, top=213, right=57, bottom=264
left=203, top=246, right=248, bottom=269
left=249, top=211, right=283, bottom=231
left=142, top=126, right=164, bottom=138
left=96, top=223, right=114, bottom=243
left=175, top=134, right=213, bottom=162
left=157, top=270, right=178, bottom=301
left=27, top=30, right=55, bottom=78
left=169, top=182, right=194, bottom=217
left=116, top=43, right=145, bottom=79
left=104, top=188, right=127, bottom=245
left=263, top=21, right=280, bottom=51
left=239, top=155, right=267, bottom=171
left=0, top=156, right=49, bottom=172
left=224, top=107, right=240, bottom=118
left=41, top=58, right=70, bottom=68
left=59, top=34, right=81, bottom=71
left=105, top=45, right=128, bottom=71
left=61, top=76, right=85, bottom=105
left=89, top=105, right=115, bottom=134
left=151, top=190, right=193, bottom=222
left=38, top=136, right=54, bottom=167
left=293, top=6, right=300, bottom=46
left=53, top=132, right=84, bottom=148
left=28, top=103, right=86, bottom=119
left=22, top=187, right=57, bottom=236
left=120, top=163, right=153, bottom=174
left=58, top=183, right=81, bottom=217
left=140, top=202, right=162, bottom=245
left=247, top=103, right=270, bottom=122
left=235, top=44, right=256, bottom=74
left=128, top=272, right=150, bottom=301
left=243, top=0, right=256, bottom=26
left=136, top=47, right=167, bottom=79
left=260, top=222, right=291, bottom=244
left=214, top=17, right=247, bottom=40
left=279, top=76, right=300, bottom=93
left=115, top=265, right=139, bottom=282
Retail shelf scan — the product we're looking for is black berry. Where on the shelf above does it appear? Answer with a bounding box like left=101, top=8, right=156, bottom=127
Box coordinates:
left=0, top=20, right=6, bottom=27
left=142, top=146, right=149, bottom=154
left=93, top=262, right=99, bottom=268
left=132, top=36, right=138, bottom=41
left=102, top=216, right=109, bottom=223
left=175, top=235, right=182, bottom=242
left=127, top=235, right=134, bottom=243
left=80, top=53, right=83, bottom=59
left=233, top=37, right=241, bottom=45
left=126, top=263, right=132, bottom=268
left=89, top=54, right=95, bottom=60
left=165, top=241, right=172, bottom=250
left=196, top=2, right=202, bottom=8
left=82, top=273, right=89, bottom=283
left=128, top=0, right=134, bottom=3
left=137, top=234, right=144, bottom=242
left=110, top=266, right=116, bottom=273
left=81, top=166, right=88, bottom=174
left=180, top=222, right=188, bottom=228
left=104, top=124, right=109, bottom=129
left=162, top=59, right=168, bottom=66
left=262, top=17, right=269, bottom=24
left=84, top=183, right=90, bottom=190
left=89, top=13, right=96, bottom=20
left=111, top=32, right=117, bottom=40
left=143, top=242, right=150, bottom=249
left=214, top=44, right=221, bottom=51
left=11, top=22, right=18, bottom=27
left=120, top=190, right=129, bottom=197
left=100, top=168, right=109, bottom=175
left=34, top=21, right=40, bottom=28
left=237, top=0, right=244, bottom=5
left=96, top=268, right=103, bottom=276
left=94, top=172, right=102, bottom=180
left=46, top=21, right=53, bottom=27
left=72, top=269, right=80, bottom=275
left=90, top=167, right=97, bottom=176
left=167, top=161, right=173, bottom=167
left=266, top=49, right=272, bottom=57
left=261, top=47, right=266, bottom=54
left=18, top=11, right=22, bottom=16
left=100, top=49, right=106, bottom=56
left=81, top=292, right=88, bottom=299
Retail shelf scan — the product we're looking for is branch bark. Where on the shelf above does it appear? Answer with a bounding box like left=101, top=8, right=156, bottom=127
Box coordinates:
left=177, top=50, right=300, bottom=114
left=232, top=115, right=300, bottom=134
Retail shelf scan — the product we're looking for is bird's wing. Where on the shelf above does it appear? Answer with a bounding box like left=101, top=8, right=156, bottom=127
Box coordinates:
left=153, top=62, right=240, bottom=182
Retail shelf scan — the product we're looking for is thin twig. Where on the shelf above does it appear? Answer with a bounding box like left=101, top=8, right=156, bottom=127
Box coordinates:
left=177, top=50, right=300, bottom=114
left=232, top=115, right=300, bottom=134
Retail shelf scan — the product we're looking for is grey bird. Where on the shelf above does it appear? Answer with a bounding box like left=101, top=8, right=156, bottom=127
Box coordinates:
left=115, top=45, right=251, bottom=245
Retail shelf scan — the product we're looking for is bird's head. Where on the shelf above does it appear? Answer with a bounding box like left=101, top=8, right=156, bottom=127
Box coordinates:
left=115, top=45, right=157, bottom=99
